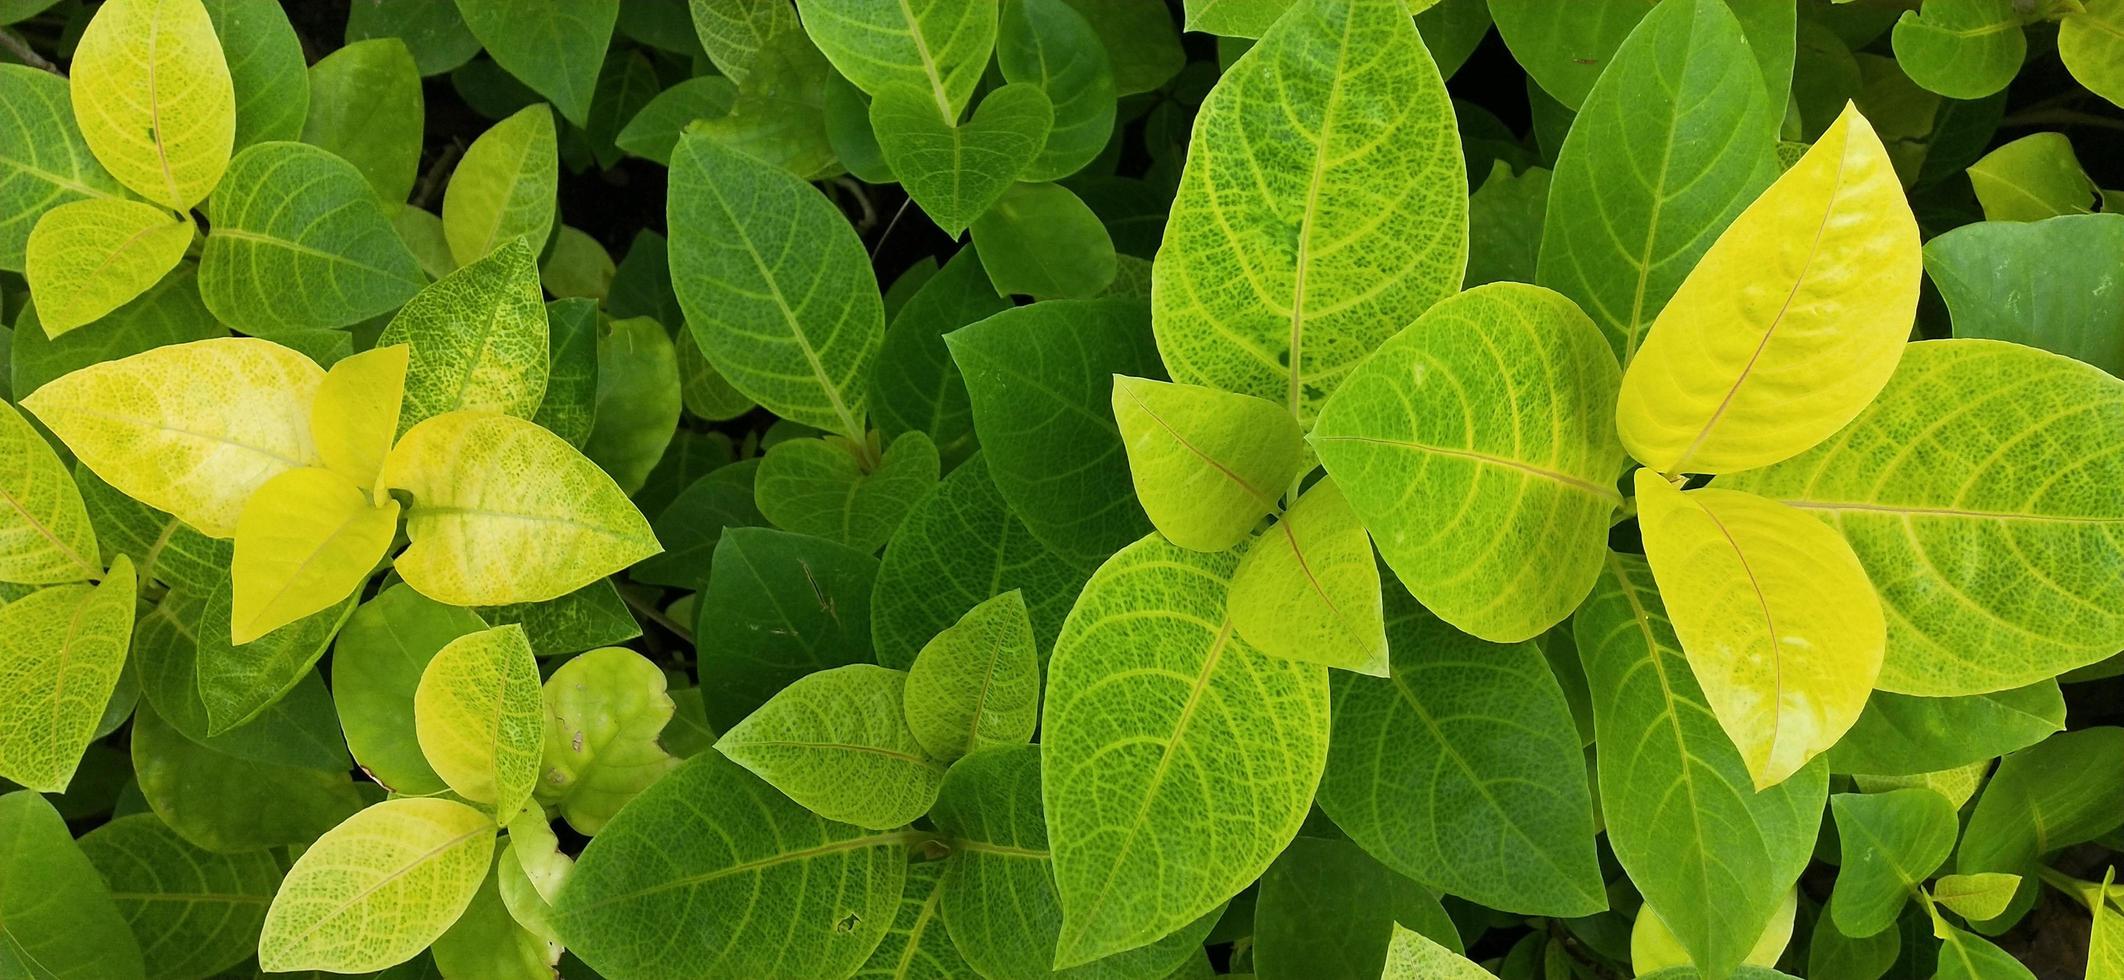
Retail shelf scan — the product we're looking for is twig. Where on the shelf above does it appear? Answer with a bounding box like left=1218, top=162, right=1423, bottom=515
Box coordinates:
left=0, top=28, right=59, bottom=75
left=411, top=140, right=465, bottom=211
left=1999, top=108, right=2124, bottom=133
left=869, top=197, right=914, bottom=263
left=834, top=177, right=878, bottom=232
left=618, top=586, right=694, bottom=645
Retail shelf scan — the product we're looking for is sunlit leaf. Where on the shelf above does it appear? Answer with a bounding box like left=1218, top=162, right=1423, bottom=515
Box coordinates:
left=1112, top=375, right=1302, bottom=554
left=0, top=560, right=133, bottom=791
left=0, top=399, right=100, bottom=585
left=230, top=466, right=397, bottom=643
left=70, top=0, right=235, bottom=209
left=1228, top=478, right=1386, bottom=675
left=415, top=624, right=543, bottom=818
left=535, top=646, right=680, bottom=835
left=716, top=663, right=945, bottom=829
left=903, top=589, right=1039, bottom=761
left=309, top=343, right=408, bottom=488
left=25, top=199, right=191, bottom=336
left=1965, top=132, right=2097, bottom=222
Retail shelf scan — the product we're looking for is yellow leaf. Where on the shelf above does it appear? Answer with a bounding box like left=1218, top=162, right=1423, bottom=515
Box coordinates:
left=414, top=625, right=543, bottom=819
left=311, top=343, right=408, bottom=488
left=1616, top=103, right=1920, bottom=475
left=21, top=337, right=323, bottom=537
left=0, top=400, right=101, bottom=586
left=231, top=467, right=398, bottom=645
left=24, top=199, right=192, bottom=336
left=69, top=0, right=235, bottom=210
left=1635, top=471, right=1885, bottom=788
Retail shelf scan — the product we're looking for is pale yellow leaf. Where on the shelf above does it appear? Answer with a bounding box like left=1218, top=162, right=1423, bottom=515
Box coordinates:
left=414, top=624, right=544, bottom=819
left=310, top=344, right=408, bottom=489
left=70, top=0, right=236, bottom=209
left=230, top=467, right=397, bottom=644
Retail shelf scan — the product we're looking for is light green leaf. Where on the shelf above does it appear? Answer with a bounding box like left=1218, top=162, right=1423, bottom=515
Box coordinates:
left=415, top=624, right=544, bottom=818
left=199, top=141, right=425, bottom=333
left=616, top=76, right=737, bottom=166
left=870, top=247, right=1007, bottom=467
left=25, top=199, right=192, bottom=337
left=903, top=589, right=1039, bottom=761
left=496, top=811, right=571, bottom=944
left=716, top=663, right=945, bottom=830
left=79, top=811, right=282, bottom=980
left=1854, top=763, right=1992, bottom=811
left=0, top=399, right=99, bottom=584
left=1891, top=0, right=2024, bottom=100
left=969, top=180, right=1117, bottom=299
left=1228, top=478, right=1386, bottom=676
left=1574, top=555, right=1827, bottom=980
left=1634, top=891, right=1799, bottom=976
left=756, top=431, right=940, bottom=553
left=344, top=0, right=481, bottom=76
left=1381, top=924, right=1495, bottom=980
left=302, top=37, right=425, bottom=208
left=130, top=701, right=362, bottom=853
left=1828, top=789, right=1956, bottom=937
left=378, top=411, right=661, bottom=607
left=688, top=0, right=797, bottom=85
left=203, top=0, right=308, bottom=149
left=394, top=205, right=456, bottom=279
left=1042, top=534, right=1329, bottom=967
left=1825, top=682, right=2065, bottom=777
left=230, top=466, right=397, bottom=644
left=1717, top=340, right=2124, bottom=696
left=256, top=798, right=497, bottom=974
left=872, top=453, right=1090, bottom=669
left=443, top=105, right=559, bottom=267
left=2063, top=0, right=2124, bottom=110
left=1924, top=213, right=2124, bottom=377
left=535, top=297, right=600, bottom=446
left=431, top=852, right=559, bottom=978
left=332, top=583, right=487, bottom=796
left=12, top=264, right=225, bottom=400
left=0, top=65, right=128, bottom=273
left=1966, top=132, right=2097, bottom=222
left=1537, top=0, right=1778, bottom=364
left=455, top=0, right=619, bottom=126
left=1931, top=872, right=2022, bottom=923
left=796, top=0, right=997, bottom=120
left=1318, top=590, right=1603, bottom=917
left=1254, top=836, right=1463, bottom=980
left=873, top=82, right=1053, bottom=237
left=584, top=315, right=680, bottom=494
left=1311, top=282, right=1624, bottom=643
left=0, top=791, right=145, bottom=979
left=535, top=646, right=680, bottom=835
left=675, top=325, right=757, bottom=423
left=1112, top=376, right=1302, bottom=554
left=1957, top=728, right=2124, bottom=919
left=540, top=225, right=614, bottom=301
left=0, top=561, right=133, bottom=792
left=553, top=751, right=913, bottom=978
left=853, top=858, right=972, bottom=980
left=947, top=298, right=1160, bottom=566
left=668, top=130, right=882, bottom=440
left=1935, top=924, right=2037, bottom=980
left=379, top=235, right=551, bottom=431
left=22, top=336, right=323, bottom=538
left=70, top=0, right=234, bottom=209
left=998, top=0, right=1115, bottom=182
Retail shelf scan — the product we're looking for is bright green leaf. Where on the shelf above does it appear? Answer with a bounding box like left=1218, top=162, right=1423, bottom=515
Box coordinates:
left=535, top=646, right=680, bottom=835
left=1891, top=0, right=2024, bottom=100
left=1228, top=478, right=1386, bottom=675
left=1828, top=789, right=1956, bottom=937
left=903, top=589, right=1039, bottom=761
left=716, top=663, right=945, bottom=829
left=0, top=561, right=133, bottom=791
left=796, top=0, right=997, bottom=120
left=25, top=199, right=192, bottom=336
left=302, top=37, right=425, bottom=208
left=0, top=398, right=100, bottom=584
left=1112, top=375, right=1302, bottom=554
left=442, top=105, right=559, bottom=267
left=872, top=82, right=1052, bottom=237
left=1965, top=132, right=2097, bottom=223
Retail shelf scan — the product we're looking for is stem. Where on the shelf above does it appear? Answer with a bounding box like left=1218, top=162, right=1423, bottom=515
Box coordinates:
left=1999, top=108, right=2124, bottom=133
left=0, top=28, right=58, bottom=75
left=618, top=585, right=693, bottom=644
left=411, top=140, right=465, bottom=211
left=2038, top=865, right=2106, bottom=912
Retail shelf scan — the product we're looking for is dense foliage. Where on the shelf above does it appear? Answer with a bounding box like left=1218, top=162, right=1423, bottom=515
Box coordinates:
left=0, top=0, right=2119, bottom=976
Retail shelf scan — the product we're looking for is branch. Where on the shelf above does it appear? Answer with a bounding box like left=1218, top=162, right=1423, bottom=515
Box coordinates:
left=0, top=28, right=59, bottom=75
left=411, top=140, right=465, bottom=211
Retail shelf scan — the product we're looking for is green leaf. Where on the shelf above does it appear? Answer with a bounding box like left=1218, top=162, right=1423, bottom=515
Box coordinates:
left=688, top=0, right=798, bottom=85
left=199, top=141, right=425, bottom=333
left=1487, top=0, right=1663, bottom=111
left=1827, top=789, right=1956, bottom=937
left=415, top=624, right=544, bottom=818
left=194, top=567, right=359, bottom=735
left=615, top=76, right=737, bottom=165
left=70, top=0, right=235, bottom=209
left=394, top=205, right=456, bottom=279
left=133, top=583, right=351, bottom=771
left=431, top=851, right=559, bottom=978
left=1923, top=212, right=2124, bottom=377
left=1891, top=0, right=2024, bottom=100
left=998, top=0, right=1115, bottom=182
left=1227, top=478, right=1386, bottom=675
left=947, top=298, right=1160, bottom=566
left=0, top=791, right=145, bottom=979
left=1574, top=555, right=1826, bottom=980
left=0, top=399, right=99, bottom=584
left=1536, top=0, right=1778, bottom=364
left=757, top=432, right=940, bottom=553
left=535, top=297, right=600, bottom=446
left=1930, top=872, right=2022, bottom=922
left=690, top=27, right=841, bottom=180
left=1806, top=909, right=1901, bottom=980
left=202, top=0, right=309, bottom=150
left=479, top=579, right=642, bottom=658
left=796, top=0, right=997, bottom=120
left=1717, top=340, right=2124, bottom=696
left=1381, top=924, right=1494, bottom=980
left=1318, top=591, right=1602, bottom=917
left=302, top=37, right=425, bottom=208
left=257, top=798, right=497, bottom=973
left=582, top=316, right=680, bottom=495
left=229, top=466, right=395, bottom=644
left=540, top=225, right=614, bottom=301
left=1957, top=728, right=2124, bottom=917
left=873, top=82, right=1052, bottom=237
left=1825, top=683, right=2065, bottom=777
left=1465, top=162, right=1548, bottom=288
left=633, top=460, right=763, bottom=591
left=495, top=810, right=571, bottom=944
left=130, top=701, right=363, bottom=852
left=869, top=247, right=1007, bottom=467
left=442, top=105, right=559, bottom=267
left=78, top=812, right=280, bottom=979
left=1254, top=836, right=1461, bottom=980
left=0, top=65, right=128, bottom=273
left=903, top=589, right=1039, bottom=761
left=554, top=751, right=914, bottom=978
left=1311, top=282, right=1625, bottom=643
left=25, top=199, right=192, bottom=337
left=344, top=0, right=481, bottom=76
left=716, top=663, right=945, bottom=829
left=455, top=0, right=619, bottom=126
left=668, top=130, right=882, bottom=440
left=332, top=583, right=487, bottom=796
left=1965, top=132, right=2097, bottom=222
left=584, top=50, right=663, bottom=171
left=872, top=453, right=1090, bottom=669
left=378, top=411, right=661, bottom=606
left=968, top=180, right=1117, bottom=299
left=1065, top=0, right=1183, bottom=96
left=1042, top=534, right=1329, bottom=967
left=1112, top=375, right=1302, bottom=553
left=676, top=326, right=757, bottom=422
left=12, top=264, right=225, bottom=400
left=854, top=858, right=973, bottom=980
left=1155, top=0, right=1462, bottom=421
left=1935, top=924, right=2037, bottom=980
left=0, top=562, right=132, bottom=791
left=694, top=526, right=879, bottom=729
left=2062, top=1, right=2124, bottom=110
left=535, top=646, right=680, bottom=835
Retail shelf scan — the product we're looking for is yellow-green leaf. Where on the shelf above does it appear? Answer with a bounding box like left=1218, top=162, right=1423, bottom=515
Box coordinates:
left=1632, top=889, right=1797, bottom=975
left=377, top=411, right=660, bottom=606
left=310, top=343, right=408, bottom=489
left=536, top=646, right=680, bottom=835
left=255, top=798, right=496, bottom=974
left=902, top=589, right=1039, bottom=762
left=2062, top=1, right=2124, bottom=110
left=1635, top=472, right=1885, bottom=789
left=0, top=65, right=129, bottom=273
left=0, top=399, right=100, bottom=585
left=230, top=466, right=397, bottom=645
left=1229, top=477, right=1386, bottom=676
left=442, top=105, right=558, bottom=268
left=70, top=0, right=235, bottom=209
left=0, top=559, right=134, bottom=792
left=714, top=663, right=945, bottom=830
left=414, top=624, right=544, bottom=819
left=1616, top=103, right=1921, bottom=476
left=1967, top=132, right=2098, bottom=224
left=1112, top=375, right=1303, bottom=553
left=24, top=199, right=192, bottom=336
left=1382, top=923, right=1496, bottom=980
left=795, top=0, right=998, bottom=120
left=1931, top=872, right=2022, bottom=922
left=378, top=235, right=550, bottom=432
left=21, top=337, right=323, bottom=537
